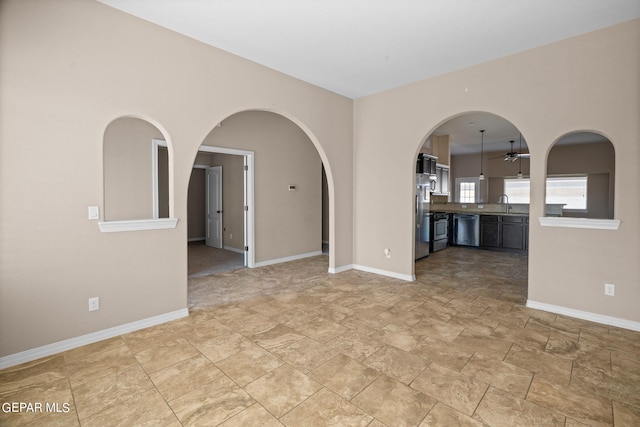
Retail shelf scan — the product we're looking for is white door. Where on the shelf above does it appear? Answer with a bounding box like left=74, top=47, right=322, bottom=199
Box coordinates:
left=206, top=166, right=223, bottom=248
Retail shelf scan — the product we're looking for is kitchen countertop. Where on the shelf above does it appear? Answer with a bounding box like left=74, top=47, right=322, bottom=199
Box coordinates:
left=432, top=210, right=528, bottom=216
left=430, top=202, right=564, bottom=217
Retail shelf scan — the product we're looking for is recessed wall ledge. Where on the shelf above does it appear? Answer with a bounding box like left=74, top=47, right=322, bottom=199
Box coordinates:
left=538, top=217, right=620, bottom=230
left=98, top=218, right=178, bottom=233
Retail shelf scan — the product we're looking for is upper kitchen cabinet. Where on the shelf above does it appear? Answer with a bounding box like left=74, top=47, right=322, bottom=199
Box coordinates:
left=434, top=164, right=450, bottom=196
left=430, top=135, right=451, bottom=166
left=416, top=153, right=437, bottom=175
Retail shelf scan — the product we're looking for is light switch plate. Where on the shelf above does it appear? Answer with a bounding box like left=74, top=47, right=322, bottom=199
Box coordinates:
left=88, top=206, right=99, bottom=220
left=604, top=283, right=615, bottom=296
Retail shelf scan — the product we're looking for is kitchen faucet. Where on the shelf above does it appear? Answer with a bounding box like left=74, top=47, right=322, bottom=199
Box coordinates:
left=498, top=194, right=510, bottom=213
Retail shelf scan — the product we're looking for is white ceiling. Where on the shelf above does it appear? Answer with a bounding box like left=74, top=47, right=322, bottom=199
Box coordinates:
left=97, top=0, right=637, bottom=152
left=99, top=0, right=639, bottom=99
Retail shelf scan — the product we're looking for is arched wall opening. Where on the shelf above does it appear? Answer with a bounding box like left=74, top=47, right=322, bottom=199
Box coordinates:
left=411, top=111, right=531, bottom=274
left=545, top=131, right=615, bottom=220
left=185, top=109, right=334, bottom=274
left=103, top=116, right=173, bottom=221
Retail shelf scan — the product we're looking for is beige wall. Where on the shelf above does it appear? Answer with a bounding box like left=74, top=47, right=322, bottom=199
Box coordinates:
left=354, top=19, right=640, bottom=322
left=203, top=112, right=322, bottom=262
left=187, top=168, right=206, bottom=239
left=0, top=0, right=352, bottom=357
left=103, top=117, right=163, bottom=220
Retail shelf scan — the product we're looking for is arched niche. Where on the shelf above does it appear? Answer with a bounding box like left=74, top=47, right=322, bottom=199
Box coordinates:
left=545, top=131, right=615, bottom=219
left=101, top=116, right=176, bottom=232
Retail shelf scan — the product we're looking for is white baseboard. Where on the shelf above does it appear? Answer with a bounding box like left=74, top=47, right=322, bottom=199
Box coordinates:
left=353, top=264, right=415, bottom=282
left=188, top=237, right=206, bottom=242
left=254, top=251, right=323, bottom=268
left=223, top=245, right=245, bottom=254
left=328, top=264, right=353, bottom=274
left=526, top=300, right=640, bottom=332
left=0, top=308, right=189, bottom=370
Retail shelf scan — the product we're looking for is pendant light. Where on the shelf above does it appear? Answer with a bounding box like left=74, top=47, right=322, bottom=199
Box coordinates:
left=479, top=130, right=485, bottom=181
left=517, top=133, right=523, bottom=179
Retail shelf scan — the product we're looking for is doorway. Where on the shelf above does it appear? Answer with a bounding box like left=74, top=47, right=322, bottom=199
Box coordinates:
left=187, top=146, right=255, bottom=278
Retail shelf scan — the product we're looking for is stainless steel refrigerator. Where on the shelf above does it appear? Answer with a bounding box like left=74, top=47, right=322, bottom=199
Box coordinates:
left=415, top=174, right=431, bottom=259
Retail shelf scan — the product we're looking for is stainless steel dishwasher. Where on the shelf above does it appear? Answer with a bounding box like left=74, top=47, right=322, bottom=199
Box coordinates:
left=453, top=214, right=480, bottom=247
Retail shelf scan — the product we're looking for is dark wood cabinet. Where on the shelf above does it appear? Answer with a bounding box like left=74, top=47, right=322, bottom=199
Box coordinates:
left=480, top=214, right=528, bottom=253
left=501, top=216, right=525, bottom=250
left=480, top=216, right=501, bottom=248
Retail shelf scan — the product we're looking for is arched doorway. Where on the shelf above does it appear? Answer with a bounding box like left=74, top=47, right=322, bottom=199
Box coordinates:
left=186, top=110, right=331, bottom=278
left=412, top=112, right=530, bottom=293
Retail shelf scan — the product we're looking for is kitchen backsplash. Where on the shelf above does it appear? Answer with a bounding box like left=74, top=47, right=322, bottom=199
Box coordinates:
left=431, top=195, right=449, bottom=204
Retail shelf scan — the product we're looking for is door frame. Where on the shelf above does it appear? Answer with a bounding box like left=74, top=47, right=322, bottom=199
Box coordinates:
left=205, top=166, right=223, bottom=249
left=152, top=138, right=168, bottom=219
left=197, top=145, right=255, bottom=268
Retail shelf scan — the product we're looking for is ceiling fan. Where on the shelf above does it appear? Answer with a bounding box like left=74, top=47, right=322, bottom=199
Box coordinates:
left=491, top=140, right=530, bottom=162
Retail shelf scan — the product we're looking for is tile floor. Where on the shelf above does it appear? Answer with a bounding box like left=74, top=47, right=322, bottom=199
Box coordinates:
left=187, top=242, right=245, bottom=278
left=1, top=247, right=639, bottom=426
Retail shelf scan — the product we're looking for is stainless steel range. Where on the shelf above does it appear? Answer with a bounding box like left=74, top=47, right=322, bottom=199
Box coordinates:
left=430, top=212, right=448, bottom=252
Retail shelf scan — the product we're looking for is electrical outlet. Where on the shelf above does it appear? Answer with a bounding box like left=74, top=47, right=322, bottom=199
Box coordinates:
left=384, top=248, right=391, bottom=258
left=604, top=283, right=615, bottom=296
left=230, top=233, right=232, bottom=240
left=88, top=297, right=100, bottom=311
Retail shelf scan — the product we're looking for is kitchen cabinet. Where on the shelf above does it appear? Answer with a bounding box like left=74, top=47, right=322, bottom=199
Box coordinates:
left=416, top=153, right=437, bottom=176
left=434, top=164, right=449, bottom=195
left=480, top=215, right=501, bottom=248
left=501, top=216, right=527, bottom=251
left=479, top=214, right=528, bottom=253
left=431, top=135, right=450, bottom=166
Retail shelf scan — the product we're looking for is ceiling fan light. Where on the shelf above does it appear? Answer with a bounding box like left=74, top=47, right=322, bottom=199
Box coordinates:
left=517, top=171, right=523, bottom=179
left=479, top=173, right=485, bottom=181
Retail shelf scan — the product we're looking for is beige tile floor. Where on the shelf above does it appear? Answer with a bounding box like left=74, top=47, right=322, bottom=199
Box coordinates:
left=2, top=247, right=640, bottom=426
left=187, top=242, right=245, bottom=278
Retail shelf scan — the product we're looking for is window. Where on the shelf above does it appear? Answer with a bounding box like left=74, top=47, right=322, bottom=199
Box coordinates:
left=546, top=176, right=587, bottom=211
left=456, top=178, right=478, bottom=203
left=503, top=176, right=588, bottom=211
left=503, top=179, right=530, bottom=204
